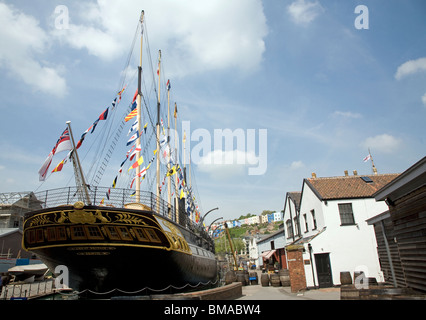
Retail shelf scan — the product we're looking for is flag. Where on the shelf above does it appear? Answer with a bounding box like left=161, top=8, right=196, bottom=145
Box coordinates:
left=125, top=109, right=138, bottom=122
left=112, top=176, right=117, bottom=188
left=167, top=165, right=177, bottom=177
left=129, top=144, right=141, bottom=161
left=132, top=89, right=138, bottom=103
left=180, top=189, right=184, bottom=200
left=128, top=119, right=138, bottom=136
left=143, top=122, right=148, bottom=134
left=128, top=155, right=144, bottom=171
left=127, top=131, right=140, bottom=146
left=51, top=158, right=66, bottom=173
left=363, top=154, right=371, bottom=162
left=166, top=79, right=171, bottom=91
left=53, top=128, right=72, bottom=154
left=91, top=107, right=109, bottom=133
left=38, top=128, right=72, bottom=181
left=38, top=152, right=54, bottom=181
left=137, top=166, right=147, bottom=178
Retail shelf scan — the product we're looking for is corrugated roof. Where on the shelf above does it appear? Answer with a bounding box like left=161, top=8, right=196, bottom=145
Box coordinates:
left=305, top=173, right=400, bottom=200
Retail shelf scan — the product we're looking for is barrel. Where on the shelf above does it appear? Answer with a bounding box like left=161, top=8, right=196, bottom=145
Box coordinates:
left=249, top=272, right=258, bottom=285
left=279, top=269, right=290, bottom=287
left=340, top=271, right=352, bottom=285
left=260, top=273, right=269, bottom=287
left=244, top=270, right=249, bottom=285
left=224, top=271, right=236, bottom=285
left=270, top=273, right=281, bottom=287
left=236, top=270, right=247, bottom=286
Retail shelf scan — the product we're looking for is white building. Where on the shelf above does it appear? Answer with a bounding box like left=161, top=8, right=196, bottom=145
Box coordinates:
left=273, top=211, right=283, bottom=222
left=283, top=172, right=400, bottom=288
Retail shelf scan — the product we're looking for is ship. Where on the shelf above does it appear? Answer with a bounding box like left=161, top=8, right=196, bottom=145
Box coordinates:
left=22, top=11, right=218, bottom=297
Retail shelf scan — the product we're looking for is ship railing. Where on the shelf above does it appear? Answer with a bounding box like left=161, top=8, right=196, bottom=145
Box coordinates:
left=27, top=187, right=214, bottom=249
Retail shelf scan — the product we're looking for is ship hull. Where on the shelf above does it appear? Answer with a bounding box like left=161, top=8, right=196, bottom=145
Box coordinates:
left=22, top=202, right=217, bottom=296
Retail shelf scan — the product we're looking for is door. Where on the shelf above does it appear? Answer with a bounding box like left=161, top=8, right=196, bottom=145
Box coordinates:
left=314, top=253, right=333, bottom=288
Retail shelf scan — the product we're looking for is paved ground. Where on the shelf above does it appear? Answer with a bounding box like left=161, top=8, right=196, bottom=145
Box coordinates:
left=236, top=271, right=340, bottom=300
left=237, top=283, right=340, bottom=300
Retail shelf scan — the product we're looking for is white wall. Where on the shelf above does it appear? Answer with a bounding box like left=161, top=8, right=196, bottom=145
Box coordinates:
left=300, top=194, right=388, bottom=287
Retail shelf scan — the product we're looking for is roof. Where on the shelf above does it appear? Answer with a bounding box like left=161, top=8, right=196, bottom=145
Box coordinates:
left=305, top=173, right=400, bottom=201
left=374, top=156, right=426, bottom=202
left=287, top=191, right=301, bottom=211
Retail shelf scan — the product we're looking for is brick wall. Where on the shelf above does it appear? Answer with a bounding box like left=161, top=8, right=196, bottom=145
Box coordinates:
left=286, top=245, right=307, bottom=293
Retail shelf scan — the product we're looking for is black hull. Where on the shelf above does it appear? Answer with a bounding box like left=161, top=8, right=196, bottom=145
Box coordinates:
left=22, top=201, right=217, bottom=296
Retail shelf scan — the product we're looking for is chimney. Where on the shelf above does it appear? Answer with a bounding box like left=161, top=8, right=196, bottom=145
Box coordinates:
left=344, top=170, right=348, bottom=177
left=353, top=170, right=358, bottom=176
left=311, top=172, right=317, bottom=178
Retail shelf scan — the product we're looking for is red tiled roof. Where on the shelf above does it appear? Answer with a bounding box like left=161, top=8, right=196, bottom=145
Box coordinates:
left=305, top=174, right=400, bottom=200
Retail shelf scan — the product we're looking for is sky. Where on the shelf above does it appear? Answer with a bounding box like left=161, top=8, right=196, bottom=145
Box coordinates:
left=0, top=0, right=425, bottom=225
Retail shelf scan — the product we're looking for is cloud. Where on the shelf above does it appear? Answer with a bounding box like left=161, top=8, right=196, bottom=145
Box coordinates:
left=395, top=57, right=426, bottom=80
left=197, top=149, right=259, bottom=179
left=290, top=161, right=305, bottom=170
left=361, top=134, right=402, bottom=154
left=422, top=93, right=426, bottom=107
left=51, top=0, right=268, bottom=77
left=287, top=0, right=324, bottom=25
left=0, top=3, right=67, bottom=97
left=332, top=111, right=362, bottom=119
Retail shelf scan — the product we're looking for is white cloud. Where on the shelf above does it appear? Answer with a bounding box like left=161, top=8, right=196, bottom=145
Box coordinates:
left=197, top=149, right=259, bottom=180
left=361, top=134, right=402, bottom=154
left=332, top=111, right=362, bottom=119
left=287, top=0, right=324, bottom=25
left=422, top=93, right=426, bottom=107
left=290, top=160, right=305, bottom=170
left=0, top=3, right=67, bottom=97
left=395, top=57, right=426, bottom=80
left=51, top=0, right=268, bottom=77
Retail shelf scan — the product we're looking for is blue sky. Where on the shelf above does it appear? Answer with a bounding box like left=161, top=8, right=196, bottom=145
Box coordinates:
left=0, top=0, right=425, bottom=225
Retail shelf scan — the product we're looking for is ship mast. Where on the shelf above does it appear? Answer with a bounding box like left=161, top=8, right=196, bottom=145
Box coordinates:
left=135, top=10, right=144, bottom=203
left=369, top=148, right=378, bottom=175
left=66, top=121, right=92, bottom=205
left=156, top=50, right=162, bottom=214
left=167, top=79, right=172, bottom=219
left=174, top=103, right=180, bottom=222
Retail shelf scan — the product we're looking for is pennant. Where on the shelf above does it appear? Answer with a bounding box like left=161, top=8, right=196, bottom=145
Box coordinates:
left=91, top=107, right=109, bottom=133
left=143, top=122, right=148, bottom=134
left=125, top=109, right=138, bottom=122
left=51, top=158, right=66, bottom=173
left=132, top=89, right=138, bottom=103
left=128, top=155, right=144, bottom=171
left=180, top=189, right=184, bottom=200
left=100, top=198, right=105, bottom=205
left=112, top=176, right=117, bottom=188
left=167, top=79, right=171, bottom=91
left=363, top=154, right=371, bottom=162
left=127, top=131, right=140, bottom=146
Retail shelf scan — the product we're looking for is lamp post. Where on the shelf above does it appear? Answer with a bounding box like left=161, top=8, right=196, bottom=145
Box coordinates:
left=200, top=207, right=219, bottom=225
left=207, top=217, right=223, bottom=233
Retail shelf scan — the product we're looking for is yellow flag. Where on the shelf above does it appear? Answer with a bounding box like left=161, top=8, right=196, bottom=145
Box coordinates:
left=180, top=189, right=184, bottom=199
left=167, top=166, right=177, bottom=177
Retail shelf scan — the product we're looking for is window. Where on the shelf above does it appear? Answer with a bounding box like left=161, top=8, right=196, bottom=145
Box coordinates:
left=106, top=226, right=121, bottom=240
left=338, top=203, right=355, bottom=225
left=85, top=226, right=104, bottom=240
left=70, top=226, right=86, bottom=240
left=134, top=228, right=149, bottom=242
left=271, top=240, right=275, bottom=250
left=294, top=216, right=300, bottom=236
left=303, top=214, right=309, bottom=232
left=286, top=220, right=294, bottom=239
left=311, top=210, right=317, bottom=230
left=118, top=227, right=133, bottom=241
